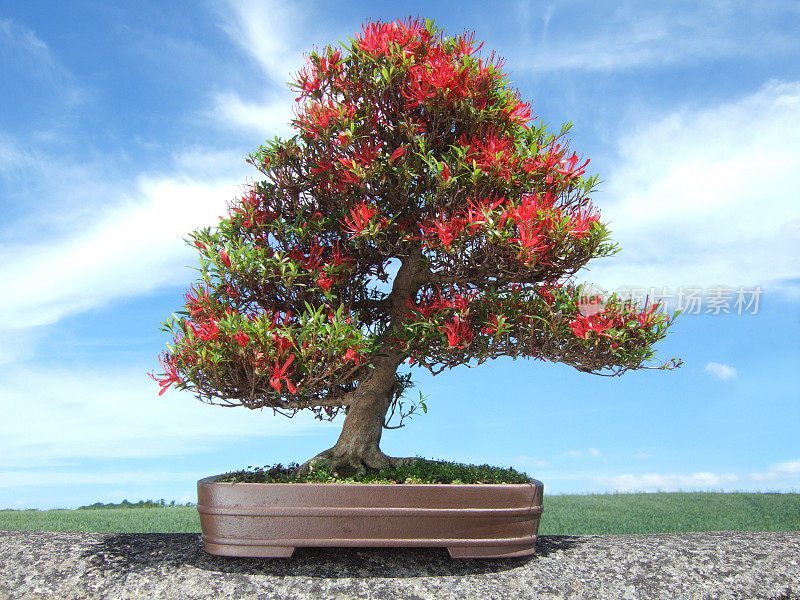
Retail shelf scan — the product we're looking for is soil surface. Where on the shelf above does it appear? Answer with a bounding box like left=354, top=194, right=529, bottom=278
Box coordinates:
left=1, top=529, right=798, bottom=599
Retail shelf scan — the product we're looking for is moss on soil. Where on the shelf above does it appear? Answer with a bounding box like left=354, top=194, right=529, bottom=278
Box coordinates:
left=216, top=458, right=531, bottom=484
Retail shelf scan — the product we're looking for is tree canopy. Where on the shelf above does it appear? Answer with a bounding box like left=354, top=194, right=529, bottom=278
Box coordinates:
left=153, top=17, right=680, bottom=428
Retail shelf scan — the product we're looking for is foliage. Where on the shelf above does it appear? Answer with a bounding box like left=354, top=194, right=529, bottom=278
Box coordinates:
left=77, top=499, right=191, bottom=510
left=216, top=459, right=531, bottom=484
left=152, top=17, right=680, bottom=425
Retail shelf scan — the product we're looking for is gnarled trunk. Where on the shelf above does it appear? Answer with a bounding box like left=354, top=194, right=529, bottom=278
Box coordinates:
left=300, top=393, right=398, bottom=475
left=300, top=346, right=409, bottom=475
left=299, top=247, right=426, bottom=476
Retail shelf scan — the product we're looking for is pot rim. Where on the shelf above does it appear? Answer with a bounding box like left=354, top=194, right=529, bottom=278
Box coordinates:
left=198, top=474, right=543, bottom=488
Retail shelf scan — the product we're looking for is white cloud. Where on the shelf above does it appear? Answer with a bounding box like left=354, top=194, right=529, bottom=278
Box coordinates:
left=584, top=81, right=800, bottom=293
left=772, top=458, right=800, bottom=474
left=750, top=457, right=800, bottom=482
left=0, top=2, right=311, bottom=343
left=211, top=90, right=295, bottom=137
left=209, top=0, right=331, bottom=137
left=0, top=170, right=245, bottom=331
left=218, top=0, right=310, bottom=86
left=595, top=471, right=739, bottom=492
left=0, top=365, right=336, bottom=469
left=512, top=2, right=799, bottom=72
left=704, top=362, right=738, bottom=382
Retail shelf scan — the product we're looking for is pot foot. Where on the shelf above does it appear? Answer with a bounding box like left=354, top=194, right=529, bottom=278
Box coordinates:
left=447, top=542, right=537, bottom=559
left=203, top=542, right=295, bottom=558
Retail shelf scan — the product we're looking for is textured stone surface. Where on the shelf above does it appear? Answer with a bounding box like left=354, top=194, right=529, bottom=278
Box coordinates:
left=0, top=529, right=798, bottom=599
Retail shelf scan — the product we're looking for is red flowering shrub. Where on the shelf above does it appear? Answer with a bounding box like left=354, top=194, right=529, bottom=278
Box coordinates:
left=153, top=18, right=680, bottom=474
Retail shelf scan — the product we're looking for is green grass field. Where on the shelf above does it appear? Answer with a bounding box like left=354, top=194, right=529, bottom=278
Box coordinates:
left=1, top=492, right=797, bottom=534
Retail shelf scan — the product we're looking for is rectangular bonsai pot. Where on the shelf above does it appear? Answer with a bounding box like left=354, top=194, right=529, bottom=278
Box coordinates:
left=197, top=475, right=543, bottom=558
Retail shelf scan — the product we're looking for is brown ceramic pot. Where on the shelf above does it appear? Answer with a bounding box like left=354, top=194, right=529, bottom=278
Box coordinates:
left=197, top=474, right=543, bottom=559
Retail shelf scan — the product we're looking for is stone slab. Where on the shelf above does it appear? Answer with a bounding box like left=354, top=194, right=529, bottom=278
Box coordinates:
left=1, top=529, right=798, bottom=599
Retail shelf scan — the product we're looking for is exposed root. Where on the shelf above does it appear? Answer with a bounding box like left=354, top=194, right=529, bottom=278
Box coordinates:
left=298, top=447, right=417, bottom=478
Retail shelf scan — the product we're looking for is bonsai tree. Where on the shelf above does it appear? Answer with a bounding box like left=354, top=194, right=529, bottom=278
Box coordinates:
left=153, top=18, right=680, bottom=475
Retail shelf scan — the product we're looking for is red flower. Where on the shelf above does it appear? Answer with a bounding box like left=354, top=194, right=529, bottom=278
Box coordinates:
left=441, top=162, right=450, bottom=181
left=462, top=132, right=518, bottom=180
left=558, top=152, right=590, bottom=180
left=420, top=213, right=465, bottom=250
left=317, top=272, right=335, bottom=291
left=271, top=332, right=294, bottom=354
left=569, top=314, right=613, bottom=339
left=538, top=285, right=556, bottom=306
left=150, top=355, right=182, bottom=396
left=635, top=303, right=659, bottom=327
left=197, top=319, right=220, bottom=341
left=185, top=286, right=212, bottom=318
left=219, top=249, right=231, bottom=268
left=234, top=331, right=250, bottom=347
left=341, top=201, right=378, bottom=237
left=329, top=240, right=349, bottom=267
left=505, top=99, right=532, bottom=126
left=353, top=138, right=383, bottom=166
left=310, top=158, right=333, bottom=176
left=295, top=101, right=339, bottom=138
left=389, top=146, right=406, bottom=164
left=344, top=348, right=360, bottom=363
left=465, top=196, right=505, bottom=232
left=482, top=314, right=505, bottom=336
left=442, top=315, right=473, bottom=349
left=569, top=207, right=600, bottom=238
left=293, top=239, right=323, bottom=270
left=356, top=18, right=426, bottom=58
left=269, top=354, right=297, bottom=394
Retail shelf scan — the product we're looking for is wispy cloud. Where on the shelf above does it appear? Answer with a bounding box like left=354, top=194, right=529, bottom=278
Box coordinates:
left=750, top=457, right=800, bottom=482
left=217, top=0, right=311, bottom=86
left=510, top=2, right=800, bottom=72
left=595, top=471, right=739, bottom=492
left=704, top=362, right=737, bottom=382
left=0, top=16, right=84, bottom=105
left=0, top=17, right=55, bottom=73
left=210, top=90, right=295, bottom=137
left=0, top=170, right=242, bottom=331
left=584, top=80, right=800, bottom=293
left=0, top=4, right=307, bottom=347
left=209, top=0, right=330, bottom=136
left=0, top=365, right=335, bottom=469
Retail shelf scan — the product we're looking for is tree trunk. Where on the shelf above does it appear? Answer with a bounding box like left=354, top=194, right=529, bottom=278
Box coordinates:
left=331, top=392, right=390, bottom=462
left=298, top=359, right=410, bottom=475
left=299, top=247, right=426, bottom=476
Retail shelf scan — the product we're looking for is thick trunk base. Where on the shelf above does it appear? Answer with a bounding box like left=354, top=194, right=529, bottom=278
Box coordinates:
left=298, top=445, right=415, bottom=477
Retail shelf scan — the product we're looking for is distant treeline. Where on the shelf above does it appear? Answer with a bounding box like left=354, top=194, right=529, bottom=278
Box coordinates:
left=77, top=499, right=195, bottom=510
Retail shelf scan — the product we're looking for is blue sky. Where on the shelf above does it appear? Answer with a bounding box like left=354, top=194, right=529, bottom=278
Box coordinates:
left=1, top=1, right=799, bottom=509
